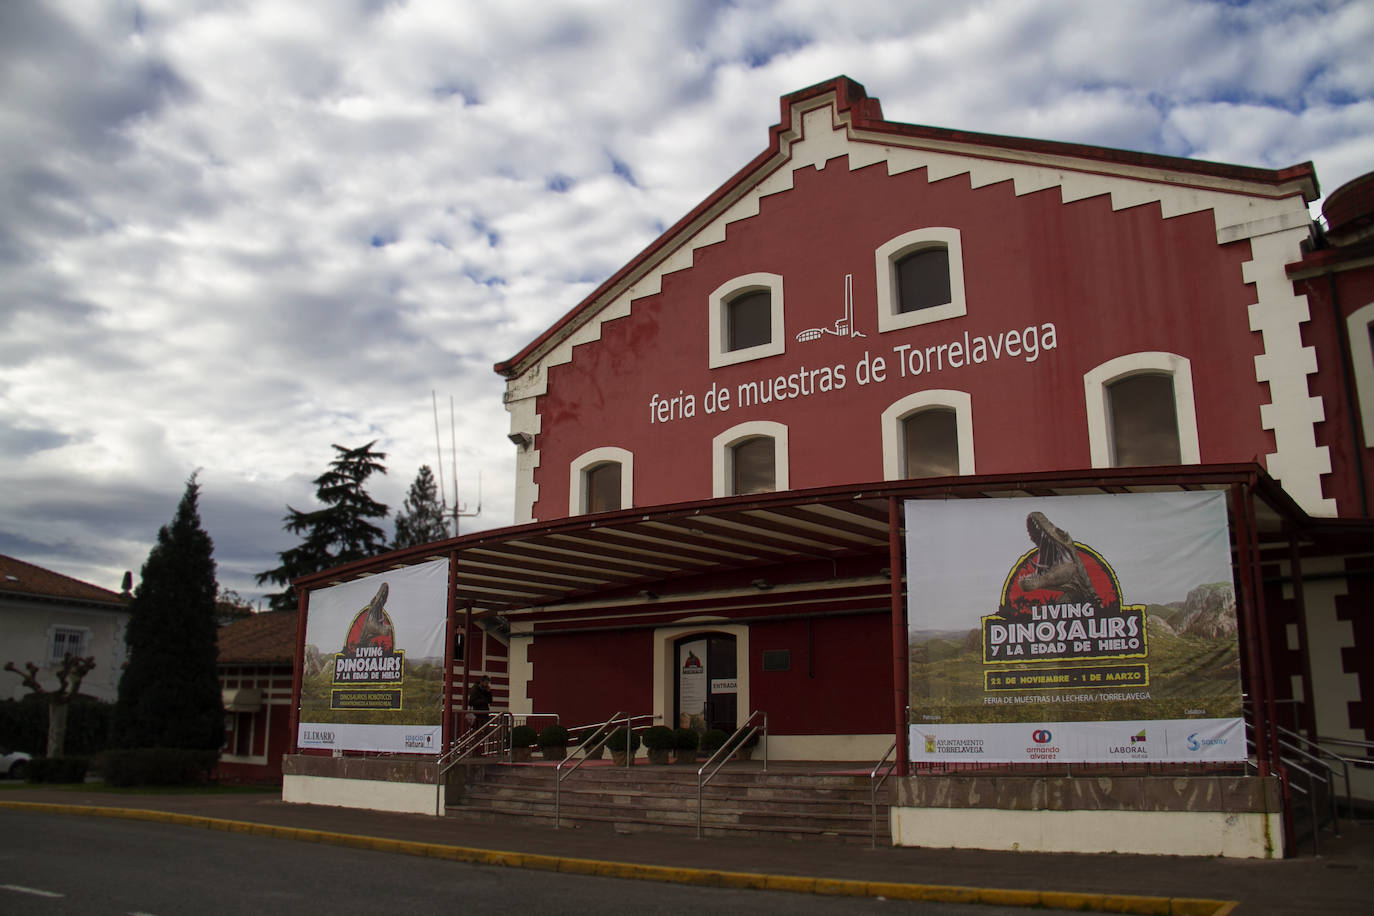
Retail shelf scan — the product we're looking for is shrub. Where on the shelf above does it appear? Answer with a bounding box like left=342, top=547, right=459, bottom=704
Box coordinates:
left=605, top=727, right=641, bottom=753
left=701, top=729, right=728, bottom=753
left=536, top=724, right=569, bottom=748
left=672, top=728, right=699, bottom=751
left=641, top=725, right=674, bottom=751
left=25, top=756, right=89, bottom=784
left=0, top=695, right=113, bottom=757
left=510, top=725, right=538, bottom=749
left=102, top=748, right=218, bottom=787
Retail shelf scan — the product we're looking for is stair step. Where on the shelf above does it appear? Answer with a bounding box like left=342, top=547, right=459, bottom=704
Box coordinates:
left=446, top=762, right=892, bottom=844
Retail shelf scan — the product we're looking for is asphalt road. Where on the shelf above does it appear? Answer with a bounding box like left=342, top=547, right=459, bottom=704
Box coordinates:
left=0, top=812, right=1104, bottom=915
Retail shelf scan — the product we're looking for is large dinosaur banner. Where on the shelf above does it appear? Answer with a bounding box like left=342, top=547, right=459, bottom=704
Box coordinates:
left=297, top=558, right=449, bottom=754
left=906, top=491, right=1244, bottom=763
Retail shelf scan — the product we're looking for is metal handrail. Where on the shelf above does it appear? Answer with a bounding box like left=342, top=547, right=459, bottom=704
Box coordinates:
left=696, top=710, right=767, bottom=839
left=1280, top=756, right=1328, bottom=855
left=434, top=712, right=511, bottom=816
left=869, top=740, right=897, bottom=848
left=1245, top=718, right=1341, bottom=854
left=1274, top=724, right=1354, bottom=821
left=553, top=713, right=657, bottom=829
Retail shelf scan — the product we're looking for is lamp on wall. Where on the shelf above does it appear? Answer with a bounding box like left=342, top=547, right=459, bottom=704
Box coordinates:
left=508, top=431, right=533, bottom=448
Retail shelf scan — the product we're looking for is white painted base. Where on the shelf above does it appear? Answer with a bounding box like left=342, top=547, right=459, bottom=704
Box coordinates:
left=890, top=806, right=1282, bottom=858
left=283, top=774, right=439, bottom=817
left=765, top=733, right=891, bottom=761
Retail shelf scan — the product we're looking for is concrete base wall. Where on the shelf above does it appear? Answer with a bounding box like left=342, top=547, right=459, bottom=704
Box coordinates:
left=281, top=755, right=441, bottom=817
left=283, top=774, right=440, bottom=816
left=892, top=774, right=1283, bottom=858
left=892, top=806, right=1282, bottom=858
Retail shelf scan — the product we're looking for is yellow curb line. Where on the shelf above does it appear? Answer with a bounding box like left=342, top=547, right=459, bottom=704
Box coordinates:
left=1, top=801, right=1238, bottom=914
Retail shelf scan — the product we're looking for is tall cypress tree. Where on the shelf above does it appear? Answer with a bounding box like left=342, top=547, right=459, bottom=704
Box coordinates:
left=393, top=465, right=450, bottom=549
left=257, top=441, right=389, bottom=612
left=113, top=474, right=224, bottom=750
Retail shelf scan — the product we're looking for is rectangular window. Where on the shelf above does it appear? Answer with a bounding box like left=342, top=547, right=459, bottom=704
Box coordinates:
left=897, top=247, right=952, bottom=313
left=1108, top=374, right=1181, bottom=466
left=902, top=409, right=959, bottom=478
left=731, top=437, right=776, bottom=495
left=48, top=627, right=85, bottom=665
left=761, top=649, right=791, bottom=672
left=727, top=291, right=772, bottom=351
left=585, top=462, right=622, bottom=513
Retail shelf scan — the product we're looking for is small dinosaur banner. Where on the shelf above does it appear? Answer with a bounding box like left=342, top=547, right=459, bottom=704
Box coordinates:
left=906, top=491, right=1244, bottom=763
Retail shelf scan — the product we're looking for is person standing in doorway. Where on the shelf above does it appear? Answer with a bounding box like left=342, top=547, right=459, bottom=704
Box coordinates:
left=468, top=676, right=493, bottom=727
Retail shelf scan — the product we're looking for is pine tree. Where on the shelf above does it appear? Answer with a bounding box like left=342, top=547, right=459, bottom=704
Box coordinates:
left=393, top=465, right=450, bottom=548
left=112, top=474, right=224, bottom=750
left=257, top=441, right=389, bottom=612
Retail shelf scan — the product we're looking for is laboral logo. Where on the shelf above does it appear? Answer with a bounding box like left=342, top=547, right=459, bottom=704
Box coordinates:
left=1110, top=728, right=1148, bottom=755
left=982, top=512, right=1147, bottom=666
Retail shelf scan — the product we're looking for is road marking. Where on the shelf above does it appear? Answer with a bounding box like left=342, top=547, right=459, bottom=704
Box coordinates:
left=2, top=884, right=64, bottom=898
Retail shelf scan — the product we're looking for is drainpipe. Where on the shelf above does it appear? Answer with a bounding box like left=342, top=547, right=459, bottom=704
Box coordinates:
left=1327, top=273, right=1371, bottom=516
left=288, top=587, right=310, bottom=756
left=888, top=497, right=908, bottom=775
left=1231, top=482, right=1270, bottom=776
left=441, top=551, right=459, bottom=749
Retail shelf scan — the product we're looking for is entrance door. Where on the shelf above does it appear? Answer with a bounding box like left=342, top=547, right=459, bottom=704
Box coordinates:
left=675, top=634, right=737, bottom=733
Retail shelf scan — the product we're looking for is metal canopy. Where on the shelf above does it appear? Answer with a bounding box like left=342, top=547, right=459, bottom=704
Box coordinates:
left=292, top=463, right=1339, bottom=619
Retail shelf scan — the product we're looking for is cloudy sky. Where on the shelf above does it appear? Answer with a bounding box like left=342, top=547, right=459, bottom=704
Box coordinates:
left=2, top=0, right=1371, bottom=605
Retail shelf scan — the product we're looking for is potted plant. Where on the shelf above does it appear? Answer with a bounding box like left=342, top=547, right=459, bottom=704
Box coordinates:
left=734, top=729, right=761, bottom=761
left=641, top=725, right=674, bottom=764
left=510, top=725, right=538, bottom=762
left=671, top=727, right=700, bottom=764
left=701, top=729, right=728, bottom=757
left=577, top=725, right=608, bottom=760
left=537, top=724, right=569, bottom=761
left=605, top=727, right=641, bottom=766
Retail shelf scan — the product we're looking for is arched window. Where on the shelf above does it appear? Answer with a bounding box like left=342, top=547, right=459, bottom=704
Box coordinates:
left=708, top=273, right=785, bottom=368
left=568, top=447, right=633, bottom=515
left=712, top=421, right=789, bottom=497
left=880, top=390, right=974, bottom=480
left=1084, top=353, right=1199, bottom=468
left=874, top=228, right=966, bottom=332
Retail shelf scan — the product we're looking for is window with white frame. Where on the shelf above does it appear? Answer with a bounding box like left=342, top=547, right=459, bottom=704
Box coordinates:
left=47, top=626, right=86, bottom=665
left=874, top=227, right=966, bottom=333
left=708, top=273, right=786, bottom=368
left=1084, top=353, right=1200, bottom=468
left=569, top=447, right=633, bottom=515
left=880, top=390, right=975, bottom=480
left=712, top=421, right=789, bottom=497
left=1346, top=302, right=1374, bottom=446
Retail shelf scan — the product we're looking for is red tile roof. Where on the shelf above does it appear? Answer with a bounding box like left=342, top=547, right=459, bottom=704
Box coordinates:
left=0, top=554, right=128, bottom=607
left=217, top=610, right=298, bottom=666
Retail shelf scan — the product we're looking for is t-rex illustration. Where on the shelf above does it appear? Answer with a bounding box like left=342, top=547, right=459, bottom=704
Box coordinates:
left=1018, top=512, right=1094, bottom=603
left=344, top=582, right=393, bottom=654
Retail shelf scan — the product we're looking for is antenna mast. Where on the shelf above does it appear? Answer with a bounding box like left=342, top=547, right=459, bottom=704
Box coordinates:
left=432, top=391, right=482, bottom=536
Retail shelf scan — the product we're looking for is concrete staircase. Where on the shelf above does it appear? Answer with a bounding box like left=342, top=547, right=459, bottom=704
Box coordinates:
left=445, top=760, right=892, bottom=844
